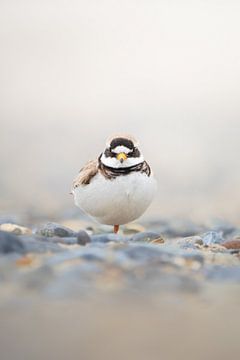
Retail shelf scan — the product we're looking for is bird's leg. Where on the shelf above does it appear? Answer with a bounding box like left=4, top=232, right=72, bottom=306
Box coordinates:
left=114, top=225, right=119, bottom=234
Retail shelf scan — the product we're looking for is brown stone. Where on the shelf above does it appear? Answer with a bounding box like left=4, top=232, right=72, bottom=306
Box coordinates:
left=222, top=240, right=240, bottom=250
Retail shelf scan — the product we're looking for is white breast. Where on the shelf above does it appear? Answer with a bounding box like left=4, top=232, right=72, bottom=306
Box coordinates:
left=73, top=172, right=157, bottom=225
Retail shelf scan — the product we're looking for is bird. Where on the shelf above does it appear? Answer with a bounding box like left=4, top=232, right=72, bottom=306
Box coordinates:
left=71, top=135, right=157, bottom=234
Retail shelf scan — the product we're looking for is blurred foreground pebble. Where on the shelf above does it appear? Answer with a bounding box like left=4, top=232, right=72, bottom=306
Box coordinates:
left=0, top=219, right=239, bottom=303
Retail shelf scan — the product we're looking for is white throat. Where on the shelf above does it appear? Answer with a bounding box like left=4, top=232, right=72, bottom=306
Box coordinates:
left=101, top=153, right=144, bottom=168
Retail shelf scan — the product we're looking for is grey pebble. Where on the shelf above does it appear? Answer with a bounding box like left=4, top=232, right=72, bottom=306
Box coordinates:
left=0, top=231, right=26, bottom=254
left=77, top=230, right=91, bottom=245
left=202, top=231, right=225, bottom=246
left=35, top=222, right=75, bottom=238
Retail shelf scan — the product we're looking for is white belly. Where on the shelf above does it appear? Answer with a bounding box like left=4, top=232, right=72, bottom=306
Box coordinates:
left=73, top=172, right=157, bottom=225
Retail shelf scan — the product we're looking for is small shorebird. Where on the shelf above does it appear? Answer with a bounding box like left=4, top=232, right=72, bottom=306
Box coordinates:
left=71, top=135, right=157, bottom=233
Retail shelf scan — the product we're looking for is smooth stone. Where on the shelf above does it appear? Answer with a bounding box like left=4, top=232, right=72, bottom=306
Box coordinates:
left=0, top=223, right=32, bottom=235
left=202, top=231, right=224, bottom=246
left=77, top=230, right=91, bottom=245
left=0, top=231, right=26, bottom=254
left=222, top=240, right=240, bottom=250
left=35, top=222, right=75, bottom=238
left=131, top=232, right=164, bottom=243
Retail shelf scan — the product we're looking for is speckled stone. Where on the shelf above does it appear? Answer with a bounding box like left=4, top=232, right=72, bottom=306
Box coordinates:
left=35, top=222, right=75, bottom=238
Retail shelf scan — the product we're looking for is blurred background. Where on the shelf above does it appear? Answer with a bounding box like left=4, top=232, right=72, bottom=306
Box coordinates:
left=1, top=0, right=240, bottom=223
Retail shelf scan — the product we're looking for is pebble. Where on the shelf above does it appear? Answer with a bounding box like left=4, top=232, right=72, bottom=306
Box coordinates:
left=0, top=223, right=32, bottom=235
left=202, top=231, right=225, bottom=246
left=131, top=231, right=164, bottom=243
left=0, top=231, right=26, bottom=254
left=77, top=230, right=91, bottom=245
left=222, top=240, right=240, bottom=250
left=35, top=222, right=75, bottom=238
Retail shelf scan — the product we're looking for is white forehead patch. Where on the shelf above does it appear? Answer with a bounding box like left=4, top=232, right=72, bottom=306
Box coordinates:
left=111, top=145, right=133, bottom=154
left=101, top=153, right=144, bottom=168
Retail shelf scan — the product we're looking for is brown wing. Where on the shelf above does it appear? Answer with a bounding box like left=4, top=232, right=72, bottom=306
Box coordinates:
left=72, top=159, right=98, bottom=191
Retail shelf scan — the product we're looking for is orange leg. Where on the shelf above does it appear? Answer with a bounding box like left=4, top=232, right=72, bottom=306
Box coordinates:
left=114, top=225, right=119, bottom=234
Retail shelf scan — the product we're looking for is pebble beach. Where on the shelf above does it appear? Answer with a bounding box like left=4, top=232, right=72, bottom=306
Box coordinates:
left=0, top=213, right=240, bottom=360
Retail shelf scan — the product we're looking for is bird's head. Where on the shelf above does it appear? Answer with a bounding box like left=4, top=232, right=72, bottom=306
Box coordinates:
left=100, top=135, right=144, bottom=168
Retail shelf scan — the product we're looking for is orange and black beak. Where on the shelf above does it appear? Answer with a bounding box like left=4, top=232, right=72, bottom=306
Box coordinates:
left=116, top=152, right=127, bottom=163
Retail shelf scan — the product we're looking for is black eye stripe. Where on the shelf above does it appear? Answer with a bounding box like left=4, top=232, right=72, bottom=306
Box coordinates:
left=104, top=148, right=115, bottom=158
left=128, top=148, right=140, bottom=158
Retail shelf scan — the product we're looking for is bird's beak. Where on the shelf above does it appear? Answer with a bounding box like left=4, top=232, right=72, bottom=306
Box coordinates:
left=117, top=152, right=127, bottom=163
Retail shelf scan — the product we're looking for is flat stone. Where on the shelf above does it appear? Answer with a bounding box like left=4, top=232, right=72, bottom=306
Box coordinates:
left=0, top=231, right=26, bottom=254
left=0, top=223, right=32, bottom=235
left=35, top=222, right=75, bottom=238
left=131, top=232, right=164, bottom=243
left=222, top=240, right=240, bottom=250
